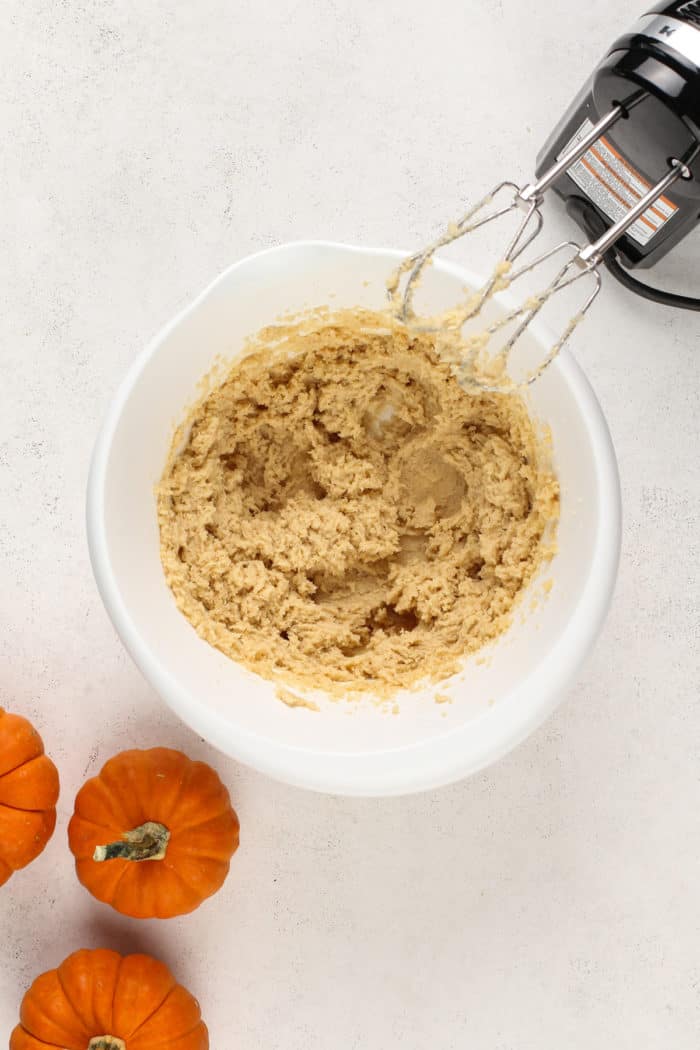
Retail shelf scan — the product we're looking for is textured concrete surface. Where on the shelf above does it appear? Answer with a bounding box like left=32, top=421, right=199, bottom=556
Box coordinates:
left=1, top=1, right=699, bottom=1046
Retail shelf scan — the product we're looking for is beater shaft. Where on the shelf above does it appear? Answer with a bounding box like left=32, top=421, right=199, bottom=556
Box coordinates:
left=578, top=160, right=692, bottom=266
left=520, top=91, right=646, bottom=206
left=520, top=106, right=624, bottom=205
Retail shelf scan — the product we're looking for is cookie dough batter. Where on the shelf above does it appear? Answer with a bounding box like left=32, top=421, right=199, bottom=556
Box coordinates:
left=157, top=309, right=559, bottom=697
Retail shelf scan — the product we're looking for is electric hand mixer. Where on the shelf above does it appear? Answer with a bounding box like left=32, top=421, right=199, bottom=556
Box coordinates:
left=392, top=2, right=700, bottom=390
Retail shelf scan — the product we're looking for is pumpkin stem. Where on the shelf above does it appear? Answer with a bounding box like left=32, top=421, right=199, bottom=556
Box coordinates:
left=88, top=1038, right=126, bottom=1050
left=93, top=820, right=170, bottom=862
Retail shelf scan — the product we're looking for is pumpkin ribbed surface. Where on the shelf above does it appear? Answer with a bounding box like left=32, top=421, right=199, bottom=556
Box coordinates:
left=10, top=948, right=208, bottom=1050
left=0, top=708, right=59, bottom=886
left=68, top=747, right=239, bottom=918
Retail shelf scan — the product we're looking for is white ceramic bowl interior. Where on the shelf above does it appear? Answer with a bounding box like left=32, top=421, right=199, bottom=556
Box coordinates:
left=88, top=242, right=620, bottom=796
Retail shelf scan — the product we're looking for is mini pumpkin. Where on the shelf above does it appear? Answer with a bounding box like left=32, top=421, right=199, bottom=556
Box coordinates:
left=68, top=746, right=239, bottom=918
left=0, top=707, right=59, bottom=886
left=10, top=947, right=208, bottom=1050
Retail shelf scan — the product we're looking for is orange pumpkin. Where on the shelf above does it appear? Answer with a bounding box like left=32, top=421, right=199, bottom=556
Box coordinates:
left=0, top=708, right=59, bottom=886
left=10, top=947, right=208, bottom=1050
left=68, top=746, right=239, bottom=918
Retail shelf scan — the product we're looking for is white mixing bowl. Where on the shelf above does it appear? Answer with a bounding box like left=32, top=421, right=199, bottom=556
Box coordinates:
left=87, top=242, right=620, bottom=796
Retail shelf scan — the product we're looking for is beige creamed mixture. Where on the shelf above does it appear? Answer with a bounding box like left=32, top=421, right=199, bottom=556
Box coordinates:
left=157, top=309, right=559, bottom=697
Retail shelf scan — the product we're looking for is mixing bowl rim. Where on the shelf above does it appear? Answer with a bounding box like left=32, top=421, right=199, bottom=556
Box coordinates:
left=87, top=240, right=621, bottom=796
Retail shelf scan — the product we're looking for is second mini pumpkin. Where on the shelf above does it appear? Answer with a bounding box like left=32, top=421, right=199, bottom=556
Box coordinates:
left=68, top=747, right=239, bottom=918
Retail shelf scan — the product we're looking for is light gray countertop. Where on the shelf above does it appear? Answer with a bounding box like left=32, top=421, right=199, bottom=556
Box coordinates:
left=1, top=1, right=698, bottom=1046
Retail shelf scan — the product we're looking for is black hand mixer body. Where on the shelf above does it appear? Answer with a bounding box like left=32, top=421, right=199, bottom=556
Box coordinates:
left=537, top=2, right=700, bottom=271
